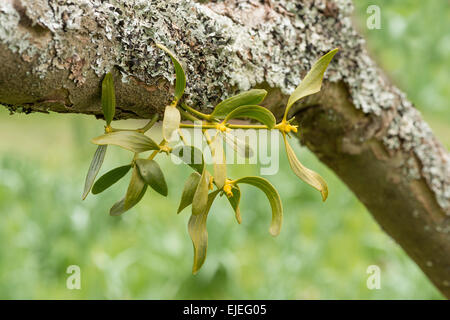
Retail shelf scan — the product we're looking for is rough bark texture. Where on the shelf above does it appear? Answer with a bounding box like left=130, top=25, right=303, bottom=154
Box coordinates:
left=0, top=0, right=449, bottom=297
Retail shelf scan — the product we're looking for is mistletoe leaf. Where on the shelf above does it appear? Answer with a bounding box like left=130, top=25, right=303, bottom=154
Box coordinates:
left=192, top=166, right=210, bottom=216
left=135, top=159, right=168, bottom=196
left=224, top=105, right=276, bottom=129
left=156, top=43, right=186, bottom=102
left=235, top=176, right=282, bottom=236
left=110, top=167, right=148, bottom=216
left=284, top=135, right=328, bottom=201
left=227, top=185, right=242, bottom=224
left=92, top=164, right=131, bottom=195
left=82, top=145, right=107, bottom=200
left=162, top=106, right=181, bottom=142
left=124, top=166, right=148, bottom=210
left=178, top=172, right=201, bottom=214
left=102, top=73, right=116, bottom=125
left=92, top=131, right=159, bottom=153
left=211, top=135, right=226, bottom=189
left=188, top=190, right=220, bottom=274
left=211, top=89, right=267, bottom=119
left=285, top=48, right=338, bottom=118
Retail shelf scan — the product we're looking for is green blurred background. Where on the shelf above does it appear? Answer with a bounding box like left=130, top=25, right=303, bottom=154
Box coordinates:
left=0, top=1, right=448, bottom=299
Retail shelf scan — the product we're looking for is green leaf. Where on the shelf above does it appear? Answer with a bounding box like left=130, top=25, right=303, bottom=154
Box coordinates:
left=285, top=48, right=338, bottom=118
left=125, top=166, right=148, bottom=210
left=171, top=145, right=205, bottom=174
left=177, top=172, right=201, bottom=214
left=227, top=185, right=242, bottom=224
left=156, top=43, right=186, bottom=102
left=222, top=131, right=254, bottom=158
left=82, top=145, right=107, bottom=200
left=210, top=89, right=267, bottom=119
left=92, top=131, right=159, bottom=153
left=224, top=105, right=276, bottom=129
left=162, top=105, right=181, bottom=142
left=110, top=198, right=127, bottom=216
left=235, top=176, right=282, bottom=236
left=192, top=166, right=210, bottom=216
left=92, top=164, right=131, bottom=195
left=110, top=167, right=148, bottom=216
left=211, top=135, right=226, bottom=189
left=102, top=72, right=116, bottom=125
left=188, top=190, right=220, bottom=274
left=135, top=159, right=168, bottom=197
left=283, top=135, right=328, bottom=201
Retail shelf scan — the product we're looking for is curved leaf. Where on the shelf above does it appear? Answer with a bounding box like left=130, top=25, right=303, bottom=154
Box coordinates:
left=171, top=145, right=204, bottom=174
left=227, top=185, right=242, bottom=224
left=124, top=166, right=148, bottom=210
left=82, top=145, right=107, bottom=200
left=285, top=48, right=338, bottom=117
left=211, top=135, right=226, bottom=189
left=110, top=167, right=148, bottom=216
left=135, top=159, right=168, bottom=196
left=92, top=164, right=131, bottom=195
left=92, top=131, right=159, bottom=153
left=177, top=172, right=201, bottom=214
left=284, top=135, right=328, bottom=201
left=102, top=72, right=116, bottom=125
left=162, top=106, right=181, bottom=142
left=235, top=176, right=282, bottom=236
left=156, top=43, right=186, bottom=102
left=224, top=105, right=276, bottom=129
left=192, top=166, right=210, bottom=216
left=210, top=89, right=267, bottom=119
left=188, top=190, right=220, bottom=274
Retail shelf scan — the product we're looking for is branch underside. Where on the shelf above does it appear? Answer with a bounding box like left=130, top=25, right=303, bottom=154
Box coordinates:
left=0, top=0, right=449, bottom=297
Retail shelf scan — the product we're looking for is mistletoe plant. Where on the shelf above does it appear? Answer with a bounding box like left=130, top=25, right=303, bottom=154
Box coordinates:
left=82, top=43, right=338, bottom=274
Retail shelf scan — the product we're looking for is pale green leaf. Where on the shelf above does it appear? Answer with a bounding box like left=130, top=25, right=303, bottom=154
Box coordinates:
left=82, top=145, right=107, bottom=200
left=162, top=106, right=181, bottom=142
left=284, top=135, right=328, bottom=201
left=135, top=159, right=168, bottom=197
left=110, top=167, right=148, bottom=216
left=224, top=105, right=276, bottom=129
left=227, top=185, right=242, bottom=224
left=235, top=176, right=282, bottom=236
left=188, top=190, right=220, bottom=274
left=92, top=131, right=159, bottom=153
left=156, top=43, right=186, bottom=102
left=210, top=89, right=267, bottom=119
left=124, top=166, right=148, bottom=210
left=177, top=172, right=201, bottom=214
left=102, top=72, right=115, bottom=125
left=211, top=135, right=226, bottom=189
left=285, top=48, right=338, bottom=117
left=92, top=164, right=131, bottom=195
left=192, top=166, right=210, bottom=216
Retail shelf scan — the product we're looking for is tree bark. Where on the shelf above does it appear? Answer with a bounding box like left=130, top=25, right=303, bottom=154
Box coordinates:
left=1, top=0, right=449, bottom=297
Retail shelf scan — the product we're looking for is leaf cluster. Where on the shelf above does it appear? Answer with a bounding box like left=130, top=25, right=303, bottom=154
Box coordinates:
left=82, top=44, right=338, bottom=273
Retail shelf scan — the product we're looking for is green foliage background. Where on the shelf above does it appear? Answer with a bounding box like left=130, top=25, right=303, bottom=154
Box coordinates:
left=0, top=1, right=448, bottom=299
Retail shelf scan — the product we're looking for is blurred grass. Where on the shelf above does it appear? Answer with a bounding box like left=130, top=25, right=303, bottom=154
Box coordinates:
left=0, top=1, right=448, bottom=299
left=353, top=0, right=450, bottom=141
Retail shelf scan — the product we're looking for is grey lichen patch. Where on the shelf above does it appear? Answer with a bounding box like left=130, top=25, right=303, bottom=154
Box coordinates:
left=0, top=0, right=378, bottom=108
left=0, top=0, right=448, bottom=211
left=383, top=89, right=450, bottom=212
left=0, top=1, right=35, bottom=56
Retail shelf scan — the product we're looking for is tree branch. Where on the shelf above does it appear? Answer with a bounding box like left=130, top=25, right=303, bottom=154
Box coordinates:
left=1, top=0, right=449, bottom=297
